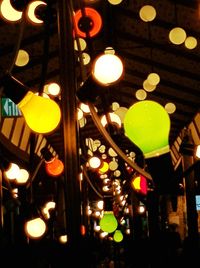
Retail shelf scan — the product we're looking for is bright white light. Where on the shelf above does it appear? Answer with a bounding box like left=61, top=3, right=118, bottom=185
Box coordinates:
left=93, top=54, right=123, bottom=86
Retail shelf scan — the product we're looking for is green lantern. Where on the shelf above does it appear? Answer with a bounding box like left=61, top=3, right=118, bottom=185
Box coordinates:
left=113, top=229, right=123, bottom=242
left=99, top=211, right=118, bottom=233
left=124, top=100, right=170, bottom=159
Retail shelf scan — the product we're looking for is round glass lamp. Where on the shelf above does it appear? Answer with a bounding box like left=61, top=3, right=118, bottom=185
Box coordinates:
left=15, top=49, right=29, bottom=67
left=139, top=5, right=156, bottom=22
left=92, top=53, right=123, bottom=86
left=45, top=157, right=64, bottom=177
left=100, top=211, right=118, bottom=233
left=124, top=100, right=170, bottom=159
left=25, top=1, right=47, bottom=25
left=113, top=229, right=123, bottom=242
left=169, top=27, right=187, bottom=45
left=184, top=36, right=197, bottom=50
left=0, top=0, right=23, bottom=22
left=135, top=89, right=147, bottom=100
left=74, top=7, right=102, bottom=38
left=25, top=217, right=46, bottom=239
left=147, top=72, right=160, bottom=86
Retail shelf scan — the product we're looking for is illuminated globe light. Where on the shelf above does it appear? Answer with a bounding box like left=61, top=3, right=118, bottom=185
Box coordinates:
left=80, top=103, right=90, bottom=114
left=169, top=27, right=187, bottom=45
left=99, top=161, right=109, bottom=174
left=114, top=169, right=121, bottom=177
left=0, top=0, right=23, bottom=22
left=26, top=1, right=47, bottom=25
left=15, top=49, right=29, bottom=67
left=147, top=73, right=160, bottom=86
left=135, top=89, right=147, bottom=100
left=4, top=163, right=20, bottom=180
left=114, top=106, right=128, bottom=123
left=44, top=82, right=61, bottom=96
left=94, top=139, right=101, bottom=148
left=15, top=168, right=29, bottom=184
left=81, top=52, right=91, bottom=65
left=139, top=5, right=156, bottom=22
left=88, top=156, right=101, bottom=169
left=108, top=147, right=117, bottom=157
left=99, top=211, right=118, bottom=233
left=101, top=113, right=122, bottom=128
left=74, top=7, right=102, bottom=38
left=98, top=145, right=106, bottom=154
left=165, top=102, right=176, bottom=114
left=131, top=174, right=147, bottom=195
left=92, top=54, right=124, bottom=86
left=107, top=0, right=123, bottom=5
left=184, top=36, right=197, bottom=50
left=25, top=217, right=46, bottom=239
left=124, top=100, right=170, bottom=159
left=59, top=234, right=68, bottom=244
left=109, top=160, right=118, bottom=171
left=112, top=101, right=120, bottom=111
left=113, top=230, right=123, bottom=242
left=18, top=91, right=61, bottom=134
left=45, top=157, right=64, bottom=177
left=74, top=38, right=87, bottom=51
left=143, top=79, right=156, bottom=92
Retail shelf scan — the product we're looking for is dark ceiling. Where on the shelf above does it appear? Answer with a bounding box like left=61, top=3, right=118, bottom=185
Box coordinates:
left=0, top=0, right=200, bottom=162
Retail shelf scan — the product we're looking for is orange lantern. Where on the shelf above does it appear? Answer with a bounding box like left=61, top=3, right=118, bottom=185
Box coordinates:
left=45, top=157, right=64, bottom=177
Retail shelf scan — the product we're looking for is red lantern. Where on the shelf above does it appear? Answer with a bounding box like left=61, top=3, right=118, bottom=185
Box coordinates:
left=131, top=174, right=147, bottom=195
left=45, top=157, right=64, bottom=177
left=74, top=7, right=102, bottom=38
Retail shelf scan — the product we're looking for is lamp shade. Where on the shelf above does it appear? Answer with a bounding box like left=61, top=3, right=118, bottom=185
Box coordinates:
left=124, top=100, right=170, bottom=159
left=99, top=211, right=118, bottom=233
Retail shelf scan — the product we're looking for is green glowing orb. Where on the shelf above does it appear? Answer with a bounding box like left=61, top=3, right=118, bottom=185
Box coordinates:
left=124, top=100, right=170, bottom=158
left=113, top=230, right=123, bottom=242
left=99, top=211, right=118, bottom=233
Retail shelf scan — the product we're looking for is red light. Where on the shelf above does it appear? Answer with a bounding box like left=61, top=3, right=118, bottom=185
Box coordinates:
left=131, top=174, right=147, bottom=195
left=45, top=158, right=64, bottom=177
left=74, top=7, right=102, bottom=38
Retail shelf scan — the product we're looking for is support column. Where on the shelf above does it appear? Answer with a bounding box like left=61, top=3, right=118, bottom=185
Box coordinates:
left=57, top=0, right=82, bottom=263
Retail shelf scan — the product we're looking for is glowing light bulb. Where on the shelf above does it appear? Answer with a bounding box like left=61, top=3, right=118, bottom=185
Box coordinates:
left=131, top=174, right=147, bottom=195
left=113, top=230, right=123, bottom=242
left=25, top=217, right=46, bottom=239
left=45, top=157, right=64, bottom=177
left=18, top=91, right=61, bottom=134
left=93, top=53, right=123, bottom=86
left=99, top=211, right=118, bottom=233
left=124, top=100, right=170, bottom=159
left=3, top=75, right=61, bottom=134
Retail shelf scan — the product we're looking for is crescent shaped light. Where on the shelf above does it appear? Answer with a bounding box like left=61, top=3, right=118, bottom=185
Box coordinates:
left=0, top=0, right=23, bottom=22
left=26, top=1, right=47, bottom=25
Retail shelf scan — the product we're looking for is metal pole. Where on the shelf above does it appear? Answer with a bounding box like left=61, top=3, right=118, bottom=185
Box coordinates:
left=57, top=0, right=82, bottom=263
